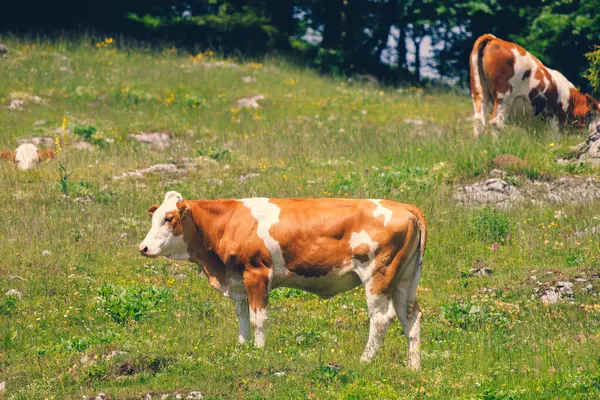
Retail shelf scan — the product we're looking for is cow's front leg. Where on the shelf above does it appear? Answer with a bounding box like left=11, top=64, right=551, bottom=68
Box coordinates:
left=235, top=299, right=251, bottom=344
left=243, top=268, right=270, bottom=348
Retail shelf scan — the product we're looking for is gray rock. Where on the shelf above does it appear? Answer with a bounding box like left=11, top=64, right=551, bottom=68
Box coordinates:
left=404, top=118, right=426, bottom=126
left=273, top=371, right=287, bottom=377
left=0, top=381, right=5, bottom=392
left=0, top=44, right=8, bottom=54
left=242, top=76, right=256, bottom=83
left=72, top=141, right=95, bottom=151
left=59, top=66, right=73, bottom=73
left=469, top=267, right=493, bottom=276
left=584, top=284, right=594, bottom=293
left=33, top=119, right=47, bottom=126
left=187, top=391, right=204, bottom=399
left=541, top=288, right=560, bottom=305
left=106, top=350, right=128, bottom=359
left=16, top=136, right=55, bottom=147
left=234, top=94, right=265, bottom=109
left=556, top=281, right=573, bottom=294
left=129, top=132, right=172, bottom=149
left=145, top=394, right=152, bottom=400
left=5, top=289, right=22, bottom=299
left=454, top=178, right=522, bottom=208
left=8, top=98, right=24, bottom=110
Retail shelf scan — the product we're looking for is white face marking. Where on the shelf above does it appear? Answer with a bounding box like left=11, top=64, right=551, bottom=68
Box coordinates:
left=139, top=191, right=190, bottom=260
left=370, top=199, right=392, bottom=226
left=15, top=143, right=40, bottom=171
left=241, top=198, right=285, bottom=273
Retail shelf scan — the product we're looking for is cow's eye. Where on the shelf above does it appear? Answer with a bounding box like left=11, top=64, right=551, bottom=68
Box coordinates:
left=165, top=216, right=173, bottom=223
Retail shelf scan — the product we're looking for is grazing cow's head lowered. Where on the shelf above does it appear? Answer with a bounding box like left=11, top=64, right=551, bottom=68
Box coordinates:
left=139, top=191, right=190, bottom=260
left=583, top=94, right=600, bottom=135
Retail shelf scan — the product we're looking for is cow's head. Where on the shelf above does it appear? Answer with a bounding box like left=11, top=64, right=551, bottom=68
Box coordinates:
left=139, top=191, right=190, bottom=260
left=586, top=94, right=600, bottom=135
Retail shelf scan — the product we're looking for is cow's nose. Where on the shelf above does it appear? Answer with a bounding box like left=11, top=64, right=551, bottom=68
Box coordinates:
left=139, top=244, right=149, bottom=255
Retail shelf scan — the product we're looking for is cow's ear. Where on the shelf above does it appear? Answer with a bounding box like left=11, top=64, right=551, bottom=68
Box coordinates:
left=586, top=94, right=600, bottom=111
left=176, top=200, right=189, bottom=218
left=148, top=204, right=159, bottom=217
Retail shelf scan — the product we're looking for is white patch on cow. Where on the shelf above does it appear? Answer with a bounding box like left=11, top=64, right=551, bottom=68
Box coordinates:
left=15, top=143, right=40, bottom=170
left=349, top=230, right=379, bottom=282
left=249, top=307, right=267, bottom=347
left=547, top=67, right=575, bottom=112
left=241, top=198, right=285, bottom=273
left=370, top=199, right=392, bottom=226
left=139, top=191, right=190, bottom=260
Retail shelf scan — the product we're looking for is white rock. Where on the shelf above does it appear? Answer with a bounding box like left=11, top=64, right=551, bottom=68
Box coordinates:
left=42, top=250, right=51, bottom=256
left=541, top=289, right=560, bottom=305
left=8, top=98, right=24, bottom=110
left=234, top=94, right=265, bottom=109
left=145, top=394, right=152, bottom=400
left=129, top=132, right=172, bottom=149
left=5, top=289, right=23, bottom=299
left=187, top=392, right=203, bottom=399
left=584, top=284, right=593, bottom=293
left=557, top=281, right=573, bottom=294
left=242, top=76, right=256, bottom=83
left=273, top=372, right=287, bottom=377
left=0, top=381, right=5, bottom=392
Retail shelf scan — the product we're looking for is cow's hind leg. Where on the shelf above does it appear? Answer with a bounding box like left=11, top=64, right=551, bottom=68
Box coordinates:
left=392, top=254, right=422, bottom=370
left=360, top=290, right=395, bottom=363
left=490, top=92, right=513, bottom=137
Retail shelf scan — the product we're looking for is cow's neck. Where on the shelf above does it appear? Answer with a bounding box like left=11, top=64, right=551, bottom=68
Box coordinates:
left=182, top=199, right=241, bottom=294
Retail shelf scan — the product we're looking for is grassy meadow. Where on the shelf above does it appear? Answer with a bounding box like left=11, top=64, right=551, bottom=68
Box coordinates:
left=1, top=36, right=600, bottom=399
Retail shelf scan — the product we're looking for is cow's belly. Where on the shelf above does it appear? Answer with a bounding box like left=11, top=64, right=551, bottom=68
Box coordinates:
left=271, top=269, right=362, bottom=299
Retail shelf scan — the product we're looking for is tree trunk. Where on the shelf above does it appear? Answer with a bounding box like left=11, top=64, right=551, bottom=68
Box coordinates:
left=322, top=0, right=343, bottom=49
left=414, top=36, right=422, bottom=82
left=397, top=25, right=407, bottom=70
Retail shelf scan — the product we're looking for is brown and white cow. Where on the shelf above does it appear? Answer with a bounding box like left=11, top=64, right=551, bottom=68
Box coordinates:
left=0, top=143, right=56, bottom=170
left=470, top=34, right=600, bottom=136
left=139, top=191, right=427, bottom=369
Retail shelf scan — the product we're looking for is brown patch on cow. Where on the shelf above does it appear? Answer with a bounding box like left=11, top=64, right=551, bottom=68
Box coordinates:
left=353, top=244, right=372, bottom=263
left=37, top=149, right=56, bottom=162
left=164, top=210, right=183, bottom=236
left=568, top=89, right=591, bottom=130
left=0, top=151, right=15, bottom=162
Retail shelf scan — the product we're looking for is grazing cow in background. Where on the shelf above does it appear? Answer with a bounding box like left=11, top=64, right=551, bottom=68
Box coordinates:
left=0, top=143, right=56, bottom=170
left=139, top=191, right=427, bottom=369
left=470, top=34, right=600, bottom=137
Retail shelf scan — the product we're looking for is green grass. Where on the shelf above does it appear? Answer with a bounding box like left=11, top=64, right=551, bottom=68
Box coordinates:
left=1, top=35, right=600, bottom=399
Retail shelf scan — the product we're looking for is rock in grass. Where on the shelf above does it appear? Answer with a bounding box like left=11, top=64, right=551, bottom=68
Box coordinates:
left=234, top=94, right=265, bottom=109
left=559, top=131, right=600, bottom=166
left=187, top=392, right=204, bottom=399
left=0, top=44, right=8, bottom=54
left=17, top=136, right=55, bottom=147
left=8, top=98, right=24, bottom=110
left=540, top=288, right=560, bottom=305
left=129, top=132, right=171, bottom=149
left=454, top=178, right=522, bottom=208
left=4, top=289, right=22, bottom=299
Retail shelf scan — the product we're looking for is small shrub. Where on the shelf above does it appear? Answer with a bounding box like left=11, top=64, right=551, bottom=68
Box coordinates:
left=97, top=284, right=171, bottom=324
left=585, top=46, right=600, bottom=94
left=0, top=296, right=17, bottom=315
left=74, top=125, right=97, bottom=141
left=197, top=146, right=231, bottom=161
left=471, top=207, right=510, bottom=242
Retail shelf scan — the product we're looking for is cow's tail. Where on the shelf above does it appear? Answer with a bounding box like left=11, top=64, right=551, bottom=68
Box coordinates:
left=470, top=34, right=495, bottom=136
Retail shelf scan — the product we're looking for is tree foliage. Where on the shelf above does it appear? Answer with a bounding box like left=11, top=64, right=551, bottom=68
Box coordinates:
left=2, top=0, right=599, bottom=87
